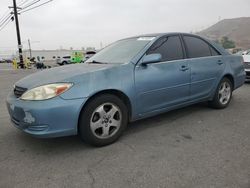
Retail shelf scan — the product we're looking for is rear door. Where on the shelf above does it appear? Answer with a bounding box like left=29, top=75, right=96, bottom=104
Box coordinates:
left=182, top=35, right=225, bottom=101
left=135, top=35, right=190, bottom=115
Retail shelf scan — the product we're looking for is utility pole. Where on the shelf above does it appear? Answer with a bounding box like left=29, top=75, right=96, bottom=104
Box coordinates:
left=12, top=0, right=24, bottom=68
left=28, top=39, right=32, bottom=58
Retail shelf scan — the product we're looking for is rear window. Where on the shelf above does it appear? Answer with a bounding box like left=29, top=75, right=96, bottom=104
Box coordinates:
left=183, top=36, right=211, bottom=58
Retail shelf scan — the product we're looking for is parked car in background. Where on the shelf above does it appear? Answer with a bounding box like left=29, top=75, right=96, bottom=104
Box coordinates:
left=56, top=56, right=71, bottom=65
left=243, top=51, right=250, bottom=81
left=0, top=58, right=13, bottom=63
left=235, top=50, right=244, bottom=55
left=6, top=33, right=245, bottom=146
left=242, top=49, right=250, bottom=55
left=57, top=52, right=85, bottom=65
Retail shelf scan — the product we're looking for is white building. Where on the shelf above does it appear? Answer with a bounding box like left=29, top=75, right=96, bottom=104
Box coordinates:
left=0, top=48, right=96, bottom=62
left=22, top=49, right=86, bottom=61
left=0, top=50, right=16, bottom=60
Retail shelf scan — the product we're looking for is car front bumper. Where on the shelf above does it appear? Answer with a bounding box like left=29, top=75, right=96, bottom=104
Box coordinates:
left=6, top=92, right=87, bottom=138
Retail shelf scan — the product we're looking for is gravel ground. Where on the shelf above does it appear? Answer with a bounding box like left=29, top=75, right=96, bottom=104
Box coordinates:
left=0, top=64, right=249, bottom=188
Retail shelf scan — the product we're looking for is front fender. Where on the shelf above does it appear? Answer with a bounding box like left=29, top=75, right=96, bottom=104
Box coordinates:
left=60, top=63, right=138, bottom=120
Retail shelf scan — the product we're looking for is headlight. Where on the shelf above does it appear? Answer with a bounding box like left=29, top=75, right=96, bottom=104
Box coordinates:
left=20, top=83, right=73, bottom=101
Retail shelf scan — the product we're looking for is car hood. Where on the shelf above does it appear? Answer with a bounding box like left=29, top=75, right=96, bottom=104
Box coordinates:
left=15, top=63, right=117, bottom=89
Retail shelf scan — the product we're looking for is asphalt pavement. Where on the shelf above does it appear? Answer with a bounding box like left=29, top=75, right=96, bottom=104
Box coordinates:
left=0, top=64, right=249, bottom=188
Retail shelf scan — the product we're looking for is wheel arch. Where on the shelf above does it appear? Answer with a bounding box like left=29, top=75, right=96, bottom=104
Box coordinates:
left=208, top=73, right=235, bottom=101
left=77, top=89, right=132, bottom=133
left=223, top=74, right=235, bottom=89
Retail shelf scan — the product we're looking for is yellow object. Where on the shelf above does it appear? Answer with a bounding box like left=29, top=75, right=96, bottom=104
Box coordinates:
left=24, top=58, right=31, bottom=69
left=12, top=59, right=18, bottom=69
left=71, top=51, right=84, bottom=63
left=24, top=59, right=27, bottom=68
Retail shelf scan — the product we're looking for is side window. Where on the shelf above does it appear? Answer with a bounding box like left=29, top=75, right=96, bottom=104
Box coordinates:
left=147, top=36, right=184, bottom=61
left=210, top=47, right=220, bottom=56
left=183, top=36, right=211, bottom=58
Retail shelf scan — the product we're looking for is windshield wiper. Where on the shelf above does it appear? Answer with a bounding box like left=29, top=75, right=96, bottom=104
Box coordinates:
left=89, top=60, right=108, bottom=64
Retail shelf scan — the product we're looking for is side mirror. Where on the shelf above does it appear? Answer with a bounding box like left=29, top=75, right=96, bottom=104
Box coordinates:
left=141, top=53, right=162, bottom=66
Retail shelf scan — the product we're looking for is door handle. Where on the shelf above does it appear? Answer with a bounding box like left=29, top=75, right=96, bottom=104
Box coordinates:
left=180, top=65, right=189, bottom=71
left=217, top=60, right=223, bottom=65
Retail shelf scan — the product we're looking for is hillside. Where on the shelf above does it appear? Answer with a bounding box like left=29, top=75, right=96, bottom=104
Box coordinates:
left=198, top=17, right=250, bottom=49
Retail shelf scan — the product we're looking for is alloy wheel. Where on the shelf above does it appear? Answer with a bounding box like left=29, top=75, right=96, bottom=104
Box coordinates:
left=218, top=81, right=231, bottom=105
left=90, top=103, right=122, bottom=139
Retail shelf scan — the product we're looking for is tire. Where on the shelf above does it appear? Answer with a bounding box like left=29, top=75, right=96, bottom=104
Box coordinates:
left=62, top=61, right=67, bottom=65
left=209, top=77, right=233, bottom=109
left=79, top=94, right=128, bottom=147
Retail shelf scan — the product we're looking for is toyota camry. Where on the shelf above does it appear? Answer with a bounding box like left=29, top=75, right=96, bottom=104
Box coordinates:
left=6, top=33, right=246, bottom=146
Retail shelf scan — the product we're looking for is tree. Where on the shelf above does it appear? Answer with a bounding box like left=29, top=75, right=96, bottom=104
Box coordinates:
left=219, top=36, right=236, bottom=49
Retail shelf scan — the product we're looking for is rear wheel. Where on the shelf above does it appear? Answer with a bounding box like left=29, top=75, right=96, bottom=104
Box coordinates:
left=79, top=94, right=128, bottom=146
left=209, top=77, right=233, bottom=109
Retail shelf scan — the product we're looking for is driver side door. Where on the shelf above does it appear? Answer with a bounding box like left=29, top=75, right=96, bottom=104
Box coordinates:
left=135, top=35, right=190, bottom=116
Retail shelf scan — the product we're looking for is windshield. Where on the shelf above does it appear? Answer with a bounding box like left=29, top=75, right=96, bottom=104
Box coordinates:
left=86, top=37, right=155, bottom=64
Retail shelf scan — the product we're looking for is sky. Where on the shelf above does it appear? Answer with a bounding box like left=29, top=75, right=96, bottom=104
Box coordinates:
left=0, top=0, right=250, bottom=54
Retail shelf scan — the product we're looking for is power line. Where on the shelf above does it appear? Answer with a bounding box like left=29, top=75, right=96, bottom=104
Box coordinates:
left=0, top=9, right=9, bottom=18
left=17, top=0, right=26, bottom=5
left=17, top=0, right=29, bottom=6
left=0, top=10, right=11, bottom=23
left=0, top=18, right=12, bottom=32
left=18, top=0, right=34, bottom=7
left=21, top=0, right=41, bottom=10
left=0, top=14, right=11, bottom=26
left=0, top=14, right=12, bottom=28
left=19, top=0, right=53, bottom=14
left=0, top=18, right=12, bottom=31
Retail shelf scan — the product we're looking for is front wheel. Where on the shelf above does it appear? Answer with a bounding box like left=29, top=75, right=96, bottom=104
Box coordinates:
left=79, top=94, right=128, bottom=146
left=209, top=77, right=233, bottom=109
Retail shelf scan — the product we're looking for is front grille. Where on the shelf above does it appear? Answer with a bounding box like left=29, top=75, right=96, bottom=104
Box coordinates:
left=244, top=62, right=250, bottom=69
left=246, top=71, right=250, bottom=78
left=14, top=86, right=27, bottom=98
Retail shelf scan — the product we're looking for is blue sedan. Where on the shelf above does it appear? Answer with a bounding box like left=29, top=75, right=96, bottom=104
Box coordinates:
left=6, top=33, right=245, bottom=146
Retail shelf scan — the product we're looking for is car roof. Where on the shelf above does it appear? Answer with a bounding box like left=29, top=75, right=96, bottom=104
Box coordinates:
left=130, top=32, right=199, bottom=38
left=125, top=32, right=229, bottom=56
left=121, top=32, right=209, bottom=42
